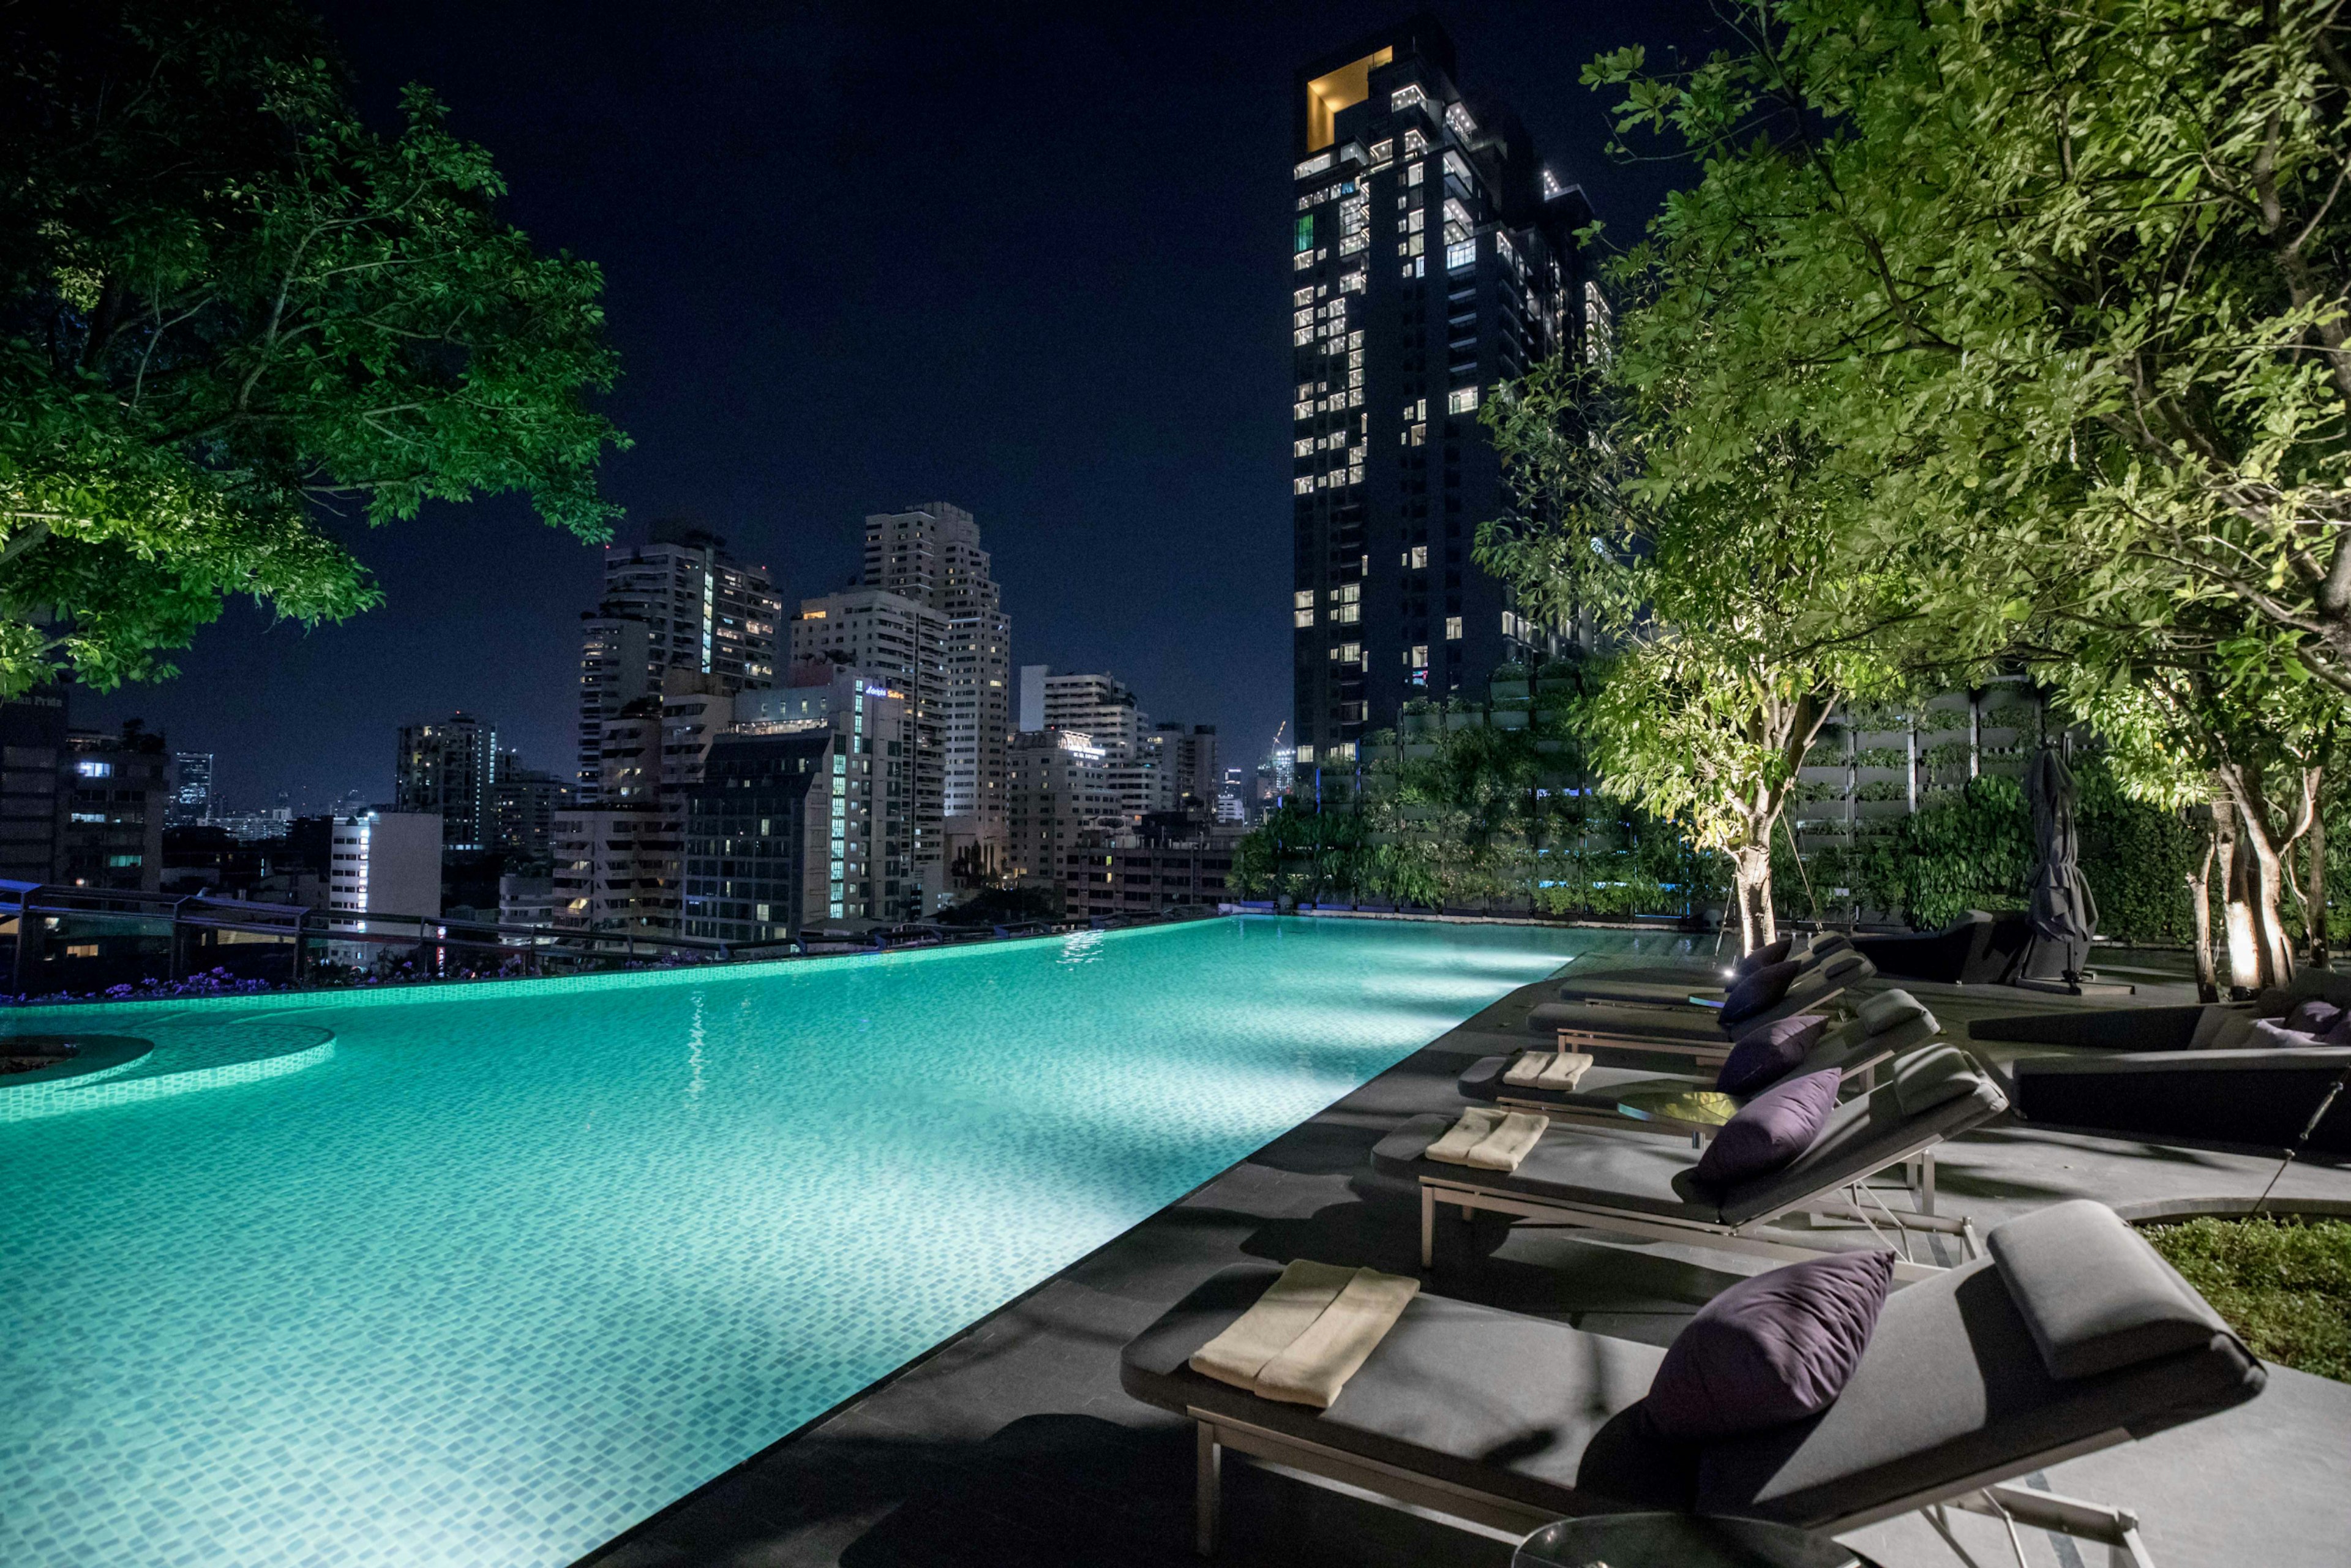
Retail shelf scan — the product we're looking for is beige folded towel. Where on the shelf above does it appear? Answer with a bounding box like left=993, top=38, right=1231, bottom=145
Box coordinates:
left=1502, top=1051, right=1550, bottom=1087
left=1465, top=1111, right=1547, bottom=1171
left=1422, top=1108, right=1502, bottom=1164
left=1188, top=1259, right=1358, bottom=1390
left=1537, top=1051, right=1592, bottom=1089
left=1252, top=1268, right=1422, bottom=1409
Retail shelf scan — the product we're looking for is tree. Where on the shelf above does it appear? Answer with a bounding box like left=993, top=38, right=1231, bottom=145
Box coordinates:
left=0, top=0, right=626, bottom=693
left=1479, top=268, right=1918, bottom=952
left=1586, top=0, right=2351, bottom=700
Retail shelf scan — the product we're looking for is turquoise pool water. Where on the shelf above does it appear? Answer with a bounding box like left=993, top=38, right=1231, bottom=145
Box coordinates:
left=0, top=916, right=1604, bottom=1566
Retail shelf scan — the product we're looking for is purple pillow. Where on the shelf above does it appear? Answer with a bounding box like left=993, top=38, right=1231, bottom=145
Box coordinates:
left=1732, top=935, right=1793, bottom=980
left=1692, top=1069, right=1841, bottom=1193
left=1643, top=1250, right=1895, bottom=1439
left=1719, top=959, right=1801, bottom=1027
left=1715, top=1015, right=1830, bottom=1095
left=2284, top=998, right=2342, bottom=1037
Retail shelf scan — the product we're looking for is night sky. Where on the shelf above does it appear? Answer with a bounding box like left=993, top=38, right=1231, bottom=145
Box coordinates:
left=77, top=1, right=1725, bottom=812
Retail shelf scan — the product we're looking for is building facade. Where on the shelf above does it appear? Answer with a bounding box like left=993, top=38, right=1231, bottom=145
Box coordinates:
left=1005, top=729, right=1118, bottom=888
left=789, top=588, right=948, bottom=908
left=61, top=726, right=171, bottom=891
left=395, top=711, right=497, bottom=852
left=493, top=756, right=574, bottom=865
left=0, top=692, right=67, bottom=885
left=860, top=503, right=1011, bottom=846
left=574, top=522, right=780, bottom=798
left=170, top=751, right=213, bottom=826
left=1288, top=20, right=1592, bottom=775
left=1057, top=838, right=1237, bottom=920
left=328, top=811, right=441, bottom=923
left=686, top=670, right=916, bottom=936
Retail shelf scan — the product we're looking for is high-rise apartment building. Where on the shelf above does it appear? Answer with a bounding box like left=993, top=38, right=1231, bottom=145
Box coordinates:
left=1005, top=729, right=1118, bottom=887
left=686, top=666, right=915, bottom=938
left=170, top=751, right=213, bottom=826
left=394, top=711, right=497, bottom=852
left=493, top=754, right=574, bottom=865
left=574, top=614, right=650, bottom=800
left=62, top=726, right=171, bottom=890
left=790, top=588, right=948, bottom=907
left=328, top=811, right=441, bottom=924
left=1030, top=670, right=1147, bottom=756
left=0, top=691, right=67, bottom=885
left=860, top=503, right=1011, bottom=846
left=574, top=522, right=780, bottom=799
left=1152, top=723, right=1221, bottom=812
left=1288, top=20, right=1593, bottom=773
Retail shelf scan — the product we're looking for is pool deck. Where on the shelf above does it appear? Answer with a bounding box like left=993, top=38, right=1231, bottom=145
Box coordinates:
left=580, top=947, right=2351, bottom=1568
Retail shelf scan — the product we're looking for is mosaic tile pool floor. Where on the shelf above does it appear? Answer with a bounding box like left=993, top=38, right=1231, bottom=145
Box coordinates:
left=0, top=916, right=1608, bottom=1567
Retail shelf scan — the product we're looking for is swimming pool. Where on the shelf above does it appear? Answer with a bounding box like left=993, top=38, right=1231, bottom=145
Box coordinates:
left=0, top=916, right=1611, bottom=1566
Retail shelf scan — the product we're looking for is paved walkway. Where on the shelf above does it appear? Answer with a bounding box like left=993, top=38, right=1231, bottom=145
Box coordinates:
left=582, top=943, right=2351, bottom=1568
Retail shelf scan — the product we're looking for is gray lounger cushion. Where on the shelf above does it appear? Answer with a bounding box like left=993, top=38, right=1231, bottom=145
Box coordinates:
left=1456, top=1054, right=1700, bottom=1109
left=1373, top=1112, right=1716, bottom=1220
left=1389, top=1048, right=2007, bottom=1231
left=1986, top=1200, right=2234, bottom=1379
left=1532, top=956, right=1875, bottom=1043
left=1689, top=1203, right=2262, bottom=1525
left=1125, top=1204, right=2260, bottom=1533
left=1118, top=1263, right=1672, bottom=1517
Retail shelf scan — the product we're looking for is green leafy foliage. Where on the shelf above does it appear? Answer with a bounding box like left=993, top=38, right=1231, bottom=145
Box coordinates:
left=0, top=0, right=626, bottom=692
left=2146, top=1218, right=2351, bottom=1383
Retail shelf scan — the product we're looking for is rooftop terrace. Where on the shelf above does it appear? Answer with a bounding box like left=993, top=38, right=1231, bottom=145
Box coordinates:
left=584, top=934, right=2351, bottom=1568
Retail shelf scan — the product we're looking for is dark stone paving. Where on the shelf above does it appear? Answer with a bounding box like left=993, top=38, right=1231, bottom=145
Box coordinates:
left=580, top=943, right=2351, bottom=1568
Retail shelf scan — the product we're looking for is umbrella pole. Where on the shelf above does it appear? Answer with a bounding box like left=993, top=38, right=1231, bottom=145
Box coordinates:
left=2253, top=1061, right=2351, bottom=1211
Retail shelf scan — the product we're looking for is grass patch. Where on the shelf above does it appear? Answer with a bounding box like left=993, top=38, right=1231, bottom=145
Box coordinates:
left=2143, top=1215, right=2351, bottom=1382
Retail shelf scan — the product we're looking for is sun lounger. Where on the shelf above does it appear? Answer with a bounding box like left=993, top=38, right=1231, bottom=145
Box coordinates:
left=1461, top=989, right=1941, bottom=1131
left=1525, top=951, right=1878, bottom=1072
left=1556, top=932, right=1855, bottom=1007
left=1850, top=910, right=2033, bottom=985
left=1122, top=1200, right=2261, bottom=1561
left=1377, top=1044, right=2006, bottom=1279
left=1971, top=1001, right=2257, bottom=1051
left=2011, top=1045, right=2351, bottom=1156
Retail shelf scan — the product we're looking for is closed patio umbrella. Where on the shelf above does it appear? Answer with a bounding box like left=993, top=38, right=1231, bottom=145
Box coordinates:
left=2023, top=743, right=2099, bottom=985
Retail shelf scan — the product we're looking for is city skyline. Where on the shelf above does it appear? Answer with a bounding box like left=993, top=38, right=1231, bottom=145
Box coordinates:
left=66, top=2, right=1728, bottom=812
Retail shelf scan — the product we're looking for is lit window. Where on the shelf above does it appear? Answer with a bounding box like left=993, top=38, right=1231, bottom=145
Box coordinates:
left=1293, top=590, right=1314, bottom=609
left=1295, top=438, right=1314, bottom=457
left=1404, top=128, right=1428, bottom=155
left=1293, top=476, right=1314, bottom=495
left=1445, top=617, right=1463, bottom=640
left=1294, top=607, right=1315, bottom=628
left=1449, top=386, right=1480, bottom=415
left=1293, top=251, right=1313, bottom=272
left=1408, top=208, right=1425, bottom=233
left=1446, top=102, right=1477, bottom=140
left=1408, top=160, right=1426, bottom=187
left=1293, top=286, right=1314, bottom=306
left=1390, top=84, right=1427, bottom=111
left=75, top=759, right=111, bottom=778
left=1410, top=545, right=1428, bottom=568
left=1340, top=270, right=1365, bottom=294
left=1327, top=642, right=1362, bottom=662
left=1368, top=138, right=1393, bottom=165
left=1412, top=643, right=1429, bottom=666
left=1328, top=583, right=1360, bottom=604
left=1446, top=239, right=1476, bottom=271
left=1294, top=216, right=1314, bottom=253
left=1444, top=149, right=1472, bottom=184
left=1294, top=152, right=1333, bottom=180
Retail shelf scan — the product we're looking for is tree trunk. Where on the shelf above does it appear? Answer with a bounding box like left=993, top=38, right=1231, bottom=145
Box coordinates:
left=2309, top=802, right=2331, bottom=969
left=1728, top=840, right=1776, bottom=954
left=2217, top=765, right=2297, bottom=991
left=2186, top=811, right=2220, bottom=1003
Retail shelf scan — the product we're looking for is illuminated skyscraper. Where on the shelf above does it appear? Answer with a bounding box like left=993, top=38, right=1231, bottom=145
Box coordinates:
left=1288, top=20, right=1594, bottom=775
left=860, top=503, right=1011, bottom=847
left=574, top=520, right=781, bottom=799
left=394, top=711, right=496, bottom=852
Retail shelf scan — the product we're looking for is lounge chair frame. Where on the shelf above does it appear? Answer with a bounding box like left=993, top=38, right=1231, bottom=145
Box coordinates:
left=1414, top=1137, right=1974, bottom=1283
left=1188, top=1408, right=2156, bottom=1564
left=1488, top=1046, right=1895, bottom=1133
